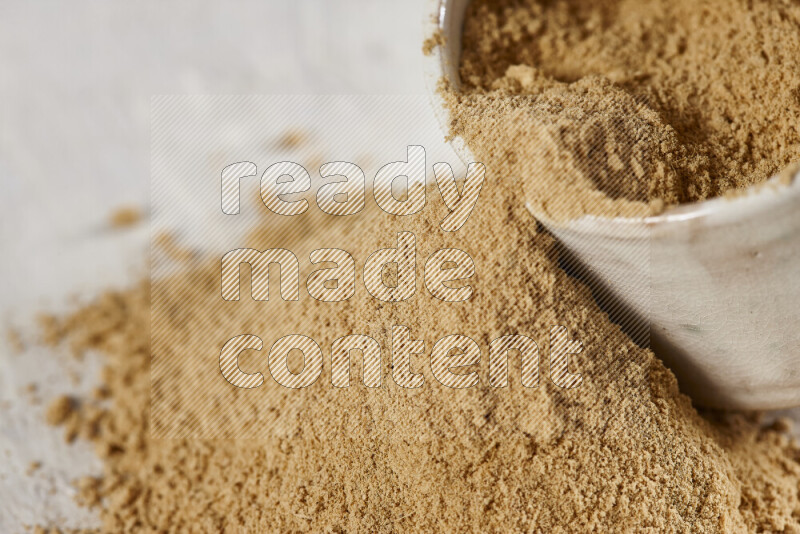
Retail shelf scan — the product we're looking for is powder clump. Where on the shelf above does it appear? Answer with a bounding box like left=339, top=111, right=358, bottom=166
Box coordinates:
left=108, top=206, right=142, bottom=228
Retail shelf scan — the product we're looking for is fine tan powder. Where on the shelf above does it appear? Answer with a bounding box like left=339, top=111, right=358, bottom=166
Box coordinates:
left=27, top=4, right=800, bottom=528
left=38, top=175, right=800, bottom=532
left=445, top=0, right=800, bottom=216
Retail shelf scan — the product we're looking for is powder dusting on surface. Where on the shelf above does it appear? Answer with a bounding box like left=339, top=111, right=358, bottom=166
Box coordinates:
left=44, top=395, right=74, bottom=426
left=445, top=0, right=800, bottom=217
left=38, top=175, right=800, bottom=532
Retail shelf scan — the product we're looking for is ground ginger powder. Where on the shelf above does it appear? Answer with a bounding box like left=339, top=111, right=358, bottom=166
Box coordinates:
left=446, top=0, right=800, bottom=215
left=38, top=174, right=800, bottom=532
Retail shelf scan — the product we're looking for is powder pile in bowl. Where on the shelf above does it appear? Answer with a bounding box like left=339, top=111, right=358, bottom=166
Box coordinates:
left=38, top=174, right=800, bottom=532
left=443, top=0, right=800, bottom=217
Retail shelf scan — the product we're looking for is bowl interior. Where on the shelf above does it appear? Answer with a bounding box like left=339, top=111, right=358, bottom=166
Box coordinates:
left=423, top=0, right=800, bottom=230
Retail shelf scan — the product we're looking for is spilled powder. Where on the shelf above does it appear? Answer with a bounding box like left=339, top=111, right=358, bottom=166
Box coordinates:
left=26, top=461, right=42, bottom=476
left=107, top=206, right=142, bottom=229
left=445, top=0, right=800, bottom=216
left=422, top=29, right=446, bottom=56
left=38, top=175, right=800, bottom=532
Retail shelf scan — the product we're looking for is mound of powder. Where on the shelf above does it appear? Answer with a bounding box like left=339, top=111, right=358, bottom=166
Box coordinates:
left=445, top=0, right=800, bottom=215
left=38, top=174, right=800, bottom=532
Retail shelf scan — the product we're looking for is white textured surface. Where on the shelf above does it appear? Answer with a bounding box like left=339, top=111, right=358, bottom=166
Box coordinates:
left=0, top=1, right=425, bottom=530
